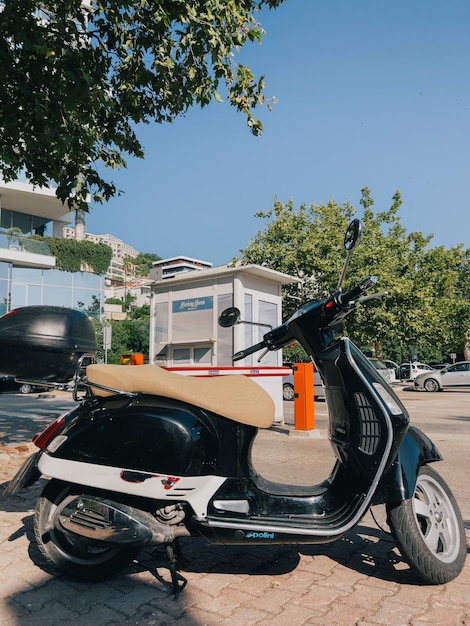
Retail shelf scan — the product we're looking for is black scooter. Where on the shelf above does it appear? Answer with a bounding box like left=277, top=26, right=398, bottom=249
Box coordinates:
left=5, top=219, right=466, bottom=592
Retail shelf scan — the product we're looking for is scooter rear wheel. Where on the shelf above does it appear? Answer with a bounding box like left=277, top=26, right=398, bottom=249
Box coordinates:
left=34, top=480, right=141, bottom=581
left=387, top=465, right=466, bottom=584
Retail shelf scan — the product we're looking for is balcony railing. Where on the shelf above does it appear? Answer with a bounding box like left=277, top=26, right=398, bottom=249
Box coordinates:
left=0, top=233, right=52, bottom=256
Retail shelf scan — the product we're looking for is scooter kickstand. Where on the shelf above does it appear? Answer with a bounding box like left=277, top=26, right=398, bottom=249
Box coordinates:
left=165, top=542, right=188, bottom=595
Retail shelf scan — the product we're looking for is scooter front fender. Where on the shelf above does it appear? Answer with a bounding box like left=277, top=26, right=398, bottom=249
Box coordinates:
left=373, top=426, right=442, bottom=505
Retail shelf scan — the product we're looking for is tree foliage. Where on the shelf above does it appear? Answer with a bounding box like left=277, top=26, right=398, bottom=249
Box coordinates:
left=124, top=252, right=162, bottom=277
left=92, top=304, right=150, bottom=364
left=236, top=190, right=470, bottom=363
left=29, top=234, right=113, bottom=273
left=0, top=0, right=284, bottom=209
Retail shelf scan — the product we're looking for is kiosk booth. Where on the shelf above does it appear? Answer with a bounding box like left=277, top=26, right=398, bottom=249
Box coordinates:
left=149, top=263, right=299, bottom=421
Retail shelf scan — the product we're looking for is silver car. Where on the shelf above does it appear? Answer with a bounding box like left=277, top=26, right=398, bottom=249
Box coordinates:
left=368, top=357, right=395, bottom=384
left=414, top=361, right=470, bottom=392
left=283, top=369, right=325, bottom=401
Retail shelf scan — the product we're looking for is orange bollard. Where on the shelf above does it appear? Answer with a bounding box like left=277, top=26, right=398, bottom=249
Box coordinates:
left=293, top=362, right=315, bottom=430
left=120, top=353, right=144, bottom=365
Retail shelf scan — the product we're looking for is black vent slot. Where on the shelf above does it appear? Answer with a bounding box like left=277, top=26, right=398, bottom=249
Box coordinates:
left=354, top=392, right=381, bottom=455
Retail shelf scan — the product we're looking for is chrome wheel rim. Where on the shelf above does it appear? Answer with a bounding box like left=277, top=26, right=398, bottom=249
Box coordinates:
left=412, top=473, right=461, bottom=563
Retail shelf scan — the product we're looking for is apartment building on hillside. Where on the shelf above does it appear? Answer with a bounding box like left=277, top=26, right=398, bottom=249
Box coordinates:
left=64, top=228, right=139, bottom=282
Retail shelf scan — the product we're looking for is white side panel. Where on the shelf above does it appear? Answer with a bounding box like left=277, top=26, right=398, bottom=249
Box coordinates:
left=38, top=455, right=226, bottom=518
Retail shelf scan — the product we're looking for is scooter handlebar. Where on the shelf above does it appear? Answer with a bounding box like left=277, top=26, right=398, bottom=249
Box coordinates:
left=232, top=340, right=267, bottom=362
left=337, top=276, right=377, bottom=305
left=232, top=277, right=381, bottom=361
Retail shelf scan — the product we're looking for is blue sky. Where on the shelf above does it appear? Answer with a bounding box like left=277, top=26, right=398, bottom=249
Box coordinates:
left=85, top=0, right=470, bottom=266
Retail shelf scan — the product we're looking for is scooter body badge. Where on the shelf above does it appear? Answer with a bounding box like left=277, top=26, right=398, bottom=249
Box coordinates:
left=161, top=476, right=180, bottom=490
left=243, top=531, right=276, bottom=540
left=119, top=470, right=180, bottom=490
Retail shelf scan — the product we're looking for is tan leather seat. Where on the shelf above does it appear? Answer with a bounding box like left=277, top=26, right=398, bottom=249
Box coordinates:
left=86, top=364, right=274, bottom=428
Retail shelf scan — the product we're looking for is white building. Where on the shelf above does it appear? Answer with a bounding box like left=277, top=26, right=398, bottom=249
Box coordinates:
left=0, top=176, right=104, bottom=316
left=1, top=176, right=74, bottom=240
left=63, top=228, right=139, bottom=260
left=150, top=263, right=299, bottom=369
left=150, top=262, right=300, bottom=420
left=150, top=256, right=212, bottom=281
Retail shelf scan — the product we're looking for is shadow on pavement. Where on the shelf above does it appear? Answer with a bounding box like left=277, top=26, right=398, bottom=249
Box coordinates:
left=10, top=505, right=431, bottom=587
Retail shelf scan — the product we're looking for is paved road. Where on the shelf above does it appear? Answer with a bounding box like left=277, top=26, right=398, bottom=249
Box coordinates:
left=0, top=388, right=469, bottom=625
left=281, top=384, right=470, bottom=520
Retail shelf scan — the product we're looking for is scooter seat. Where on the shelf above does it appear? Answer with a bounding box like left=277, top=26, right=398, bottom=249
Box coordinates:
left=86, top=364, right=275, bottom=428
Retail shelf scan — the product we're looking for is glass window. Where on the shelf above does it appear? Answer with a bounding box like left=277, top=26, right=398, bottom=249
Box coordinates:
left=173, top=348, right=190, bottom=364
left=1, top=208, right=51, bottom=235
left=258, top=300, right=278, bottom=365
left=0, top=262, right=10, bottom=316
left=0, top=209, right=14, bottom=230
left=74, top=271, right=102, bottom=289
left=31, top=215, right=50, bottom=236
left=10, top=284, right=27, bottom=309
left=12, top=267, right=43, bottom=285
left=8, top=266, right=104, bottom=314
left=195, top=346, right=212, bottom=364
left=43, top=285, right=74, bottom=307
left=154, top=302, right=169, bottom=344
left=12, top=212, right=31, bottom=234
left=27, top=284, right=42, bottom=306
left=45, top=269, right=72, bottom=286
left=0, top=261, right=10, bottom=280
left=74, top=289, right=97, bottom=312
left=449, top=363, right=469, bottom=372
left=243, top=293, right=253, bottom=364
left=217, top=293, right=233, bottom=366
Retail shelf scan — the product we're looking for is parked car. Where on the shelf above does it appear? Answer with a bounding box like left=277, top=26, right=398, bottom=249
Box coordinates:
left=283, top=368, right=325, bottom=401
left=414, top=361, right=470, bottom=392
left=368, top=358, right=395, bottom=384
left=382, top=359, right=399, bottom=383
left=0, top=375, right=46, bottom=394
left=398, top=362, right=434, bottom=382
left=0, top=375, right=18, bottom=392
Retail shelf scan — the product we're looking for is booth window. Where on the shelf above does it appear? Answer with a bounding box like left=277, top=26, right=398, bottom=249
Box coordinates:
left=174, top=348, right=190, bottom=364
left=172, top=345, right=212, bottom=366
left=194, top=346, right=211, bottom=364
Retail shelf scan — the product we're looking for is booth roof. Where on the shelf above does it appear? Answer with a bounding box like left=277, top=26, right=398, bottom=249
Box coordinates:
left=151, top=263, right=301, bottom=287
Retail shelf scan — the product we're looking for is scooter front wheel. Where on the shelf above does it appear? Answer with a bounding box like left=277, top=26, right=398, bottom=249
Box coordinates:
left=34, top=480, right=141, bottom=581
left=387, top=465, right=466, bottom=584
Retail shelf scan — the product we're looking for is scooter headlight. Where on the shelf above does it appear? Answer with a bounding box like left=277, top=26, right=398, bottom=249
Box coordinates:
left=372, top=382, right=403, bottom=415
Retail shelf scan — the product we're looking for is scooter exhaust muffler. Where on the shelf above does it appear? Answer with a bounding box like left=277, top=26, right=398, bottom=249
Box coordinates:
left=56, top=495, right=190, bottom=545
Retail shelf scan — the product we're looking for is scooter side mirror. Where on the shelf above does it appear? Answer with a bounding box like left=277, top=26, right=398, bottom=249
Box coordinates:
left=218, top=307, right=241, bottom=328
left=344, top=219, right=363, bottom=251
left=336, top=219, right=364, bottom=291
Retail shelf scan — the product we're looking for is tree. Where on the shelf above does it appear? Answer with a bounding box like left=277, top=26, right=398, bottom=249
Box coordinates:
left=133, top=253, right=162, bottom=277
left=236, top=190, right=469, bottom=363
left=418, top=245, right=470, bottom=361
left=91, top=303, right=151, bottom=363
left=121, top=252, right=162, bottom=278
left=236, top=196, right=355, bottom=313
left=345, top=188, right=435, bottom=360
left=0, top=0, right=284, bottom=210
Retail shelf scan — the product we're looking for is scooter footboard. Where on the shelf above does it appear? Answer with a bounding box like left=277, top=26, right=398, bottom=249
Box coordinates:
left=373, top=426, right=442, bottom=504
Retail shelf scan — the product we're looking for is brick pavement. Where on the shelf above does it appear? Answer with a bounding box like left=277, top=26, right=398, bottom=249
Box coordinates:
left=1, top=396, right=469, bottom=625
